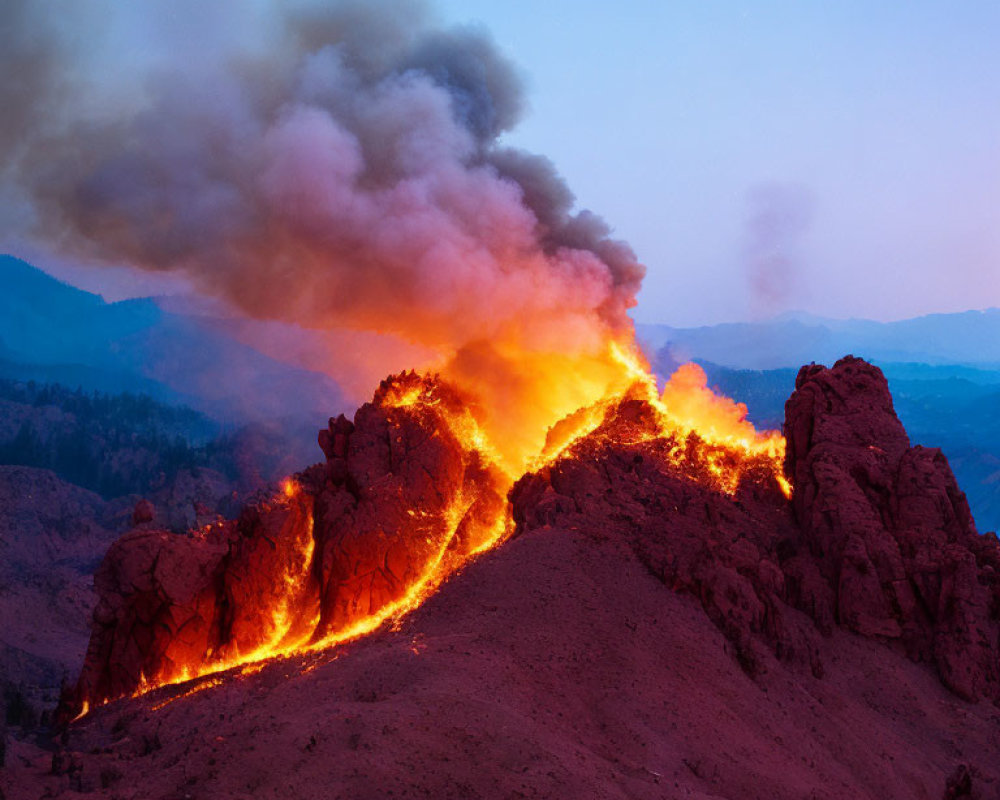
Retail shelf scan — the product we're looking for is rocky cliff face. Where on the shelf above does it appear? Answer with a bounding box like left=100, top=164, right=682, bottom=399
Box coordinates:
left=69, top=358, right=1000, bottom=721
left=785, top=356, right=1000, bottom=701
left=71, top=371, right=506, bottom=711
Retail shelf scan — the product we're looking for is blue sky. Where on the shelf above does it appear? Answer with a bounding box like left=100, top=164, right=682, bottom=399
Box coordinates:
left=435, top=0, right=1000, bottom=325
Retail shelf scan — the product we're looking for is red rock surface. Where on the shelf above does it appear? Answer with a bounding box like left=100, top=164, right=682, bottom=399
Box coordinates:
left=69, top=372, right=507, bottom=710
left=12, top=357, right=998, bottom=799
left=311, top=373, right=505, bottom=639
left=785, top=357, right=1000, bottom=701
left=510, top=358, right=1000, bottom=705
left=7, top=524, right=1000, bottom=799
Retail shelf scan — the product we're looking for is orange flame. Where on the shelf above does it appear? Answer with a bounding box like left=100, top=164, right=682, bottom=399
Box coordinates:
left=607, top=342, right=790, bottom=496
left=72, top=336, right=789, bottom=720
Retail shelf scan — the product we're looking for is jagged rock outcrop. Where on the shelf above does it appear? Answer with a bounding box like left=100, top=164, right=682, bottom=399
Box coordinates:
left=785, top=356, right=1000, bottom=701
left=511, top=398, right=825, bottom=681
left=311, top=374, right=505, bottom=639
left=512, top=357, right=1000, bottom=703
left=70, top=372, right=505, bottom=712
left=74, top=499, right=311, bottom=704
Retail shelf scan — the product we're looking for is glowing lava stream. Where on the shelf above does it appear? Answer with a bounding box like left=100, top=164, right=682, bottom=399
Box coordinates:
left=72, top=341, right=789, bottom=720
left=73, top=486, right=511, bottom=722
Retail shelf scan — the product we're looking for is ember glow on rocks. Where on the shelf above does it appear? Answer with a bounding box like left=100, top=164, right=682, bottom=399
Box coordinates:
left=54, top=357, right=1000, bottom=798
left=69, top=350, right=789, bottom=717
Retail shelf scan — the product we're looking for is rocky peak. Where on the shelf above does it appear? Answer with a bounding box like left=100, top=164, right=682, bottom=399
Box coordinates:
left=513, top=356, right=1000, bottom=703
left=784, top=356, right=999, bottom=700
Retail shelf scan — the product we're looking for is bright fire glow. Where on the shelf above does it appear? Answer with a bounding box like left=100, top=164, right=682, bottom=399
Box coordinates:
left=73, top=337, right=789, bottom=720
left=607, top=342, right=791, bottom=496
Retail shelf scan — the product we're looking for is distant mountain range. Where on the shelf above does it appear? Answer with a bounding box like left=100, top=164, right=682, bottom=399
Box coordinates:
left=0, top=255, right=345, bottom=426
left=638, top=309, right=1000, bottom=371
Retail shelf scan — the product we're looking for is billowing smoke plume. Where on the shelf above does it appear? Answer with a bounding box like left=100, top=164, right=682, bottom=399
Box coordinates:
left=2, top=0, right=641, bottom=346
left=1, top=0, right=645, bottom=469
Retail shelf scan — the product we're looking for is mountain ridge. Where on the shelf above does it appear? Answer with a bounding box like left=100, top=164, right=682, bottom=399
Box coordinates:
left=639, top=309, right=1000, bottom=371
left=0, top=255, right=346, bottom=426
left=6, top=356, right=999, bottom=800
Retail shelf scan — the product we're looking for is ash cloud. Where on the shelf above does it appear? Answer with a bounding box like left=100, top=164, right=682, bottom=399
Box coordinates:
left=1, top=0, right=644, bottom=357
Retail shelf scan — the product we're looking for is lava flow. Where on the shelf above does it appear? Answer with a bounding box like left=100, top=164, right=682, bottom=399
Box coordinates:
left=69, top=338, right=788, bottom=720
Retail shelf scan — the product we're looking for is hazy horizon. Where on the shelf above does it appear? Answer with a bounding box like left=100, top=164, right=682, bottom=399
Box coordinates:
left=9, top=250, right=1000, bottom=331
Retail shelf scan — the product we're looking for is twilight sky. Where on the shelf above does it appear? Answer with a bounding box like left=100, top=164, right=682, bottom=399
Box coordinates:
left=436, top=0, right=1000, bottom=325
left=5, top=0, right=1000, bottom=328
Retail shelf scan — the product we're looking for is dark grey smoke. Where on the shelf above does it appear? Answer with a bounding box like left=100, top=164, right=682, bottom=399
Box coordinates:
left=1, top=0, right=644, bottom=356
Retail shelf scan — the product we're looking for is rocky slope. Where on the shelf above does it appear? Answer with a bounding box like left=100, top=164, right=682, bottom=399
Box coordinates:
left=0, top=467, right=121, bottom=729
left=8, top=523, right=999, bottom=799
left=511, top=356, right=1000, bottom=703
left=0, top=462, right=231, bottom=739
left=4, top=357, right=1000, bottom=799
